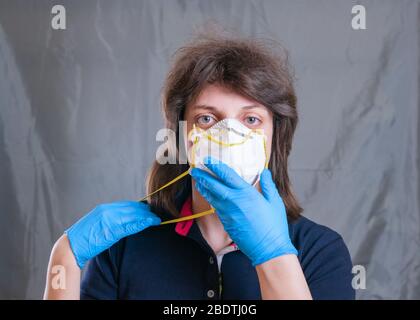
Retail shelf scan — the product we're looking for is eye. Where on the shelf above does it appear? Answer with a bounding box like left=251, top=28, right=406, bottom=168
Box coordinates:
left=244, top=116, right=261, bottom=126
left=196, top=115, right=216, bottom=127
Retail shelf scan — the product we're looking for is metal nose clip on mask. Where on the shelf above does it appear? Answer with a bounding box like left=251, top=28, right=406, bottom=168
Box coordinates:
left=140, top=118, right=269, bottom=225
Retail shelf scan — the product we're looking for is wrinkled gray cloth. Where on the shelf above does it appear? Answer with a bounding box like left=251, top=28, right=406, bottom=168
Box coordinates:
left=0, top=0, right=419, bottom=299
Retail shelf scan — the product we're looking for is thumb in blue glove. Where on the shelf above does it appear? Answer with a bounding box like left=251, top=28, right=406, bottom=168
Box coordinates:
left=190, top=157, right=297, bottom=266
left=65, top=201, right=161, bottom=269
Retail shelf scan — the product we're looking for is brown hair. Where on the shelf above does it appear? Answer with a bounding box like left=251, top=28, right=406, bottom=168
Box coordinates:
left=146, top=31, right=303, bottom=221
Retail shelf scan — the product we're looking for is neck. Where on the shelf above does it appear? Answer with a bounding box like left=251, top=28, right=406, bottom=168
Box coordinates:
left=191, top=182, right=232, bottom=253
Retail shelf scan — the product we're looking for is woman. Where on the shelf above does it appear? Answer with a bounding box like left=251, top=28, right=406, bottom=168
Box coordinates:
left=44, top=34, right=355, bottom=300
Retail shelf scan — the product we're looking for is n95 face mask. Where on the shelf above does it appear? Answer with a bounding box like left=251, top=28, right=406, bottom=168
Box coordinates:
left=187, top=118, right=268, bottom=185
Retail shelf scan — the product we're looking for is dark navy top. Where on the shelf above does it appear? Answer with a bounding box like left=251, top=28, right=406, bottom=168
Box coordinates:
left=80, top=197, right=355, bottom=300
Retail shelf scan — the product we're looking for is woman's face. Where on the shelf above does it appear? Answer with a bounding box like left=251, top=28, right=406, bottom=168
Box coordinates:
left=183, top=83, right=274, bottom=158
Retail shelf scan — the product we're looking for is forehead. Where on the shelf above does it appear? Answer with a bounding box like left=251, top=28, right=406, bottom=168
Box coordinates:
left=192, top=84, right=263, bottom=110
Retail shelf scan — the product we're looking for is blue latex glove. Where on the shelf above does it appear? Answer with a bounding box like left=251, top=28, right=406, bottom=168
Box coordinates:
left=190, top=157, right=297, bottom=266
left=65, top=201, right=161, bottom=269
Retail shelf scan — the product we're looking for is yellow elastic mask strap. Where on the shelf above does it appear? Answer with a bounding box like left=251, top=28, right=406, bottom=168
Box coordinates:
left=263, top=135, right=269, bottom=169
left=138, top=166, right=215, bottom=225
left=160, top=207, right=215, bottom=225
left=139, top=169, right=191, bottom=203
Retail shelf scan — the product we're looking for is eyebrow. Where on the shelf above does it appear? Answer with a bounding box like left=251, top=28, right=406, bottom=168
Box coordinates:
left=193, top=104, right=263, bottom=110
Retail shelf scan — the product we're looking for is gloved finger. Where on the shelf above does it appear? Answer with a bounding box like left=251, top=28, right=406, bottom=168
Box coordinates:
left=259, top=169, right=280, bottom=202
left=194, top=181, right=236, bottom=225
left=194, top=178, right=232, bottom=208
left=202, top=156, right=249, bottom=189
left=194, top=180, right=218, bottom=206
left=191, top=167, right=232, bottom=201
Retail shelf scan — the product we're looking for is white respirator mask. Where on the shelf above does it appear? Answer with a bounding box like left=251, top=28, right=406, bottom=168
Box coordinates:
left=139, top=118, right=269, bottom=225
left=187, top=118, right=268, bottom=186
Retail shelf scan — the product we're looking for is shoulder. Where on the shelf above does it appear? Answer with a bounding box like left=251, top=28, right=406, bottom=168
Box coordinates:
left=289, top=216, right=355, bottom=299
left=289, top=215, right=344, bottom=250
left=289, top=215, right=350, bottom=264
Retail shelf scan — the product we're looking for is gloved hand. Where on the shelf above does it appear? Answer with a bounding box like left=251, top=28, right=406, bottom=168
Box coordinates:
left=190, top=157, right=297, bottom=266
left=65, top=201, right=161, bottom=269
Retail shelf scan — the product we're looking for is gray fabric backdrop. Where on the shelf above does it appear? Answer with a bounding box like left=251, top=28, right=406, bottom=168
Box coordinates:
left=0, top=0, right=419, bottom=299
